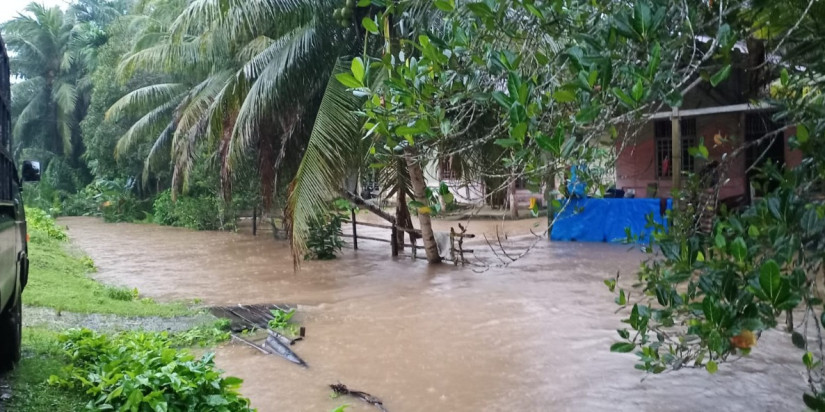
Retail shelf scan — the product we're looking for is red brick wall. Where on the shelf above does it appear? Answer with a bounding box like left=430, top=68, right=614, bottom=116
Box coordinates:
left=616, top=112, right=801, bottom=200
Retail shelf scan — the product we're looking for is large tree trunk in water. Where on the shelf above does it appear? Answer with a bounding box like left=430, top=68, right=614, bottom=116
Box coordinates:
left=405, top=149, right=441, bottom=264
left=509, top=178, right=519, bottom=219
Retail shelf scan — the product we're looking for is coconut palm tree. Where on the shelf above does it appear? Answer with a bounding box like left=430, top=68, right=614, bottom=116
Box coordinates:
left=108, top=0, right=360, bottom=198
left=4, top=3, right=91, bottom=159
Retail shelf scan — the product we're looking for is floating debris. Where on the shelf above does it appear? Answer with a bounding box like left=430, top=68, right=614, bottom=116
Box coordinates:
left=213, top=304, right=308, bottom=367
left=330, top=383, right=388, bottom=412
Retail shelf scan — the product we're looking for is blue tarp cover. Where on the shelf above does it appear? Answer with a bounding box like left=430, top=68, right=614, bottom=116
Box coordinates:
left=550, top=198, right=672, bottom=243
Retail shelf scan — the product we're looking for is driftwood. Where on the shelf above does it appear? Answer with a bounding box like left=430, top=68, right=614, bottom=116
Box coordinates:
left=330, top=384, right=388, bottom=412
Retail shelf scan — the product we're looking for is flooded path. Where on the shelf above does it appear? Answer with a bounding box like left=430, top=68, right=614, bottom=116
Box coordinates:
left=61, top=217, right=806, bottom=411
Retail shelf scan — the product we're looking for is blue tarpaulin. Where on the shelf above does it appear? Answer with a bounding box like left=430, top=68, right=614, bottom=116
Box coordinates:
left=550, top=198, right=671, bottom=243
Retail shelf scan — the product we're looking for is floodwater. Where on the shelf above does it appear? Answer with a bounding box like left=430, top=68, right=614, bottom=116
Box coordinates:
left=61, top=216, right=806, bottom=411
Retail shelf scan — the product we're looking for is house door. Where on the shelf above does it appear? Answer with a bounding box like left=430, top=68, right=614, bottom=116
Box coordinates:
left=745, top=112, right=784, bottom=197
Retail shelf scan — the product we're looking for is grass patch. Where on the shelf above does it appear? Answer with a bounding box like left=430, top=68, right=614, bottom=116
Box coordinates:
left=23, top=226, right=193, bottom=317
left=2, top=328, right=86, bottom=411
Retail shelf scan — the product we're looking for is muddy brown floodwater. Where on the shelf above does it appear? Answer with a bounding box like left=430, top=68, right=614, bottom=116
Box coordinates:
left=61, top=216, right=806, bottom=412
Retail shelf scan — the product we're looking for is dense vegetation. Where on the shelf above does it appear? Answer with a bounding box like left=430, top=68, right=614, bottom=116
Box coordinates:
left=3, top=207, right=243, bottom=411
left=4, top=0, right=825, bottom=406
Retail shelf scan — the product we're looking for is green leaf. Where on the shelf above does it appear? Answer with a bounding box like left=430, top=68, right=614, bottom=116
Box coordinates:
left=335, top=73, right=362, bottom=88
left=466, top=2, right=493, bottom=18
left=222, top=376, right=243, bottom=387
left=647, top=42, right=661, bottom=77
left=759, top=260, right=782, bottom=302
left=714, top=233, right=726, bottom=249
left=617, top=329, right=630, bottom=339
left=509, top=102, right=528, bottom=124
left=797, top=124, right=809, bottom=143
left=510, top=122, right=528, bottom=142
left=747, top=225, right=760, bottom=238
left=804, top=352, right=815, bottom=369
left=604, top=278, right=616, bottom=292
left=792, top=332, right=806, bottom=349
left=433, top=0, right=454, bottom=11
left=494, top=138, right=520, bottom=148
left=729, top=237, right=747, bottom=262
left=491, top=91, right=511, bottom=109
left=535, top=131, right=563, bottom=155
left=587, top=70, right=599, bottom=87
left=615, top=289, right=627, bottom=305
left=631, top=79, right=644, bottom=101
left=664, top=90, right=683, bottom=108
left=553, top=89, right=577, bottom=103
left=351, top=57, right=365, bottom=83
left=710, top=64, right=731, bottom=87
left=126, top=389, right=143, bottom=408
left=696, top=251, right=705, bottom=262
left=612, top=88, right=636, bottom=108
left=803, top=393, right=825, bottom=411
left=706, top=360, right=718, bottom=374
left=396, top=120, right=429, bottom=136
left=361, top=17, right=379, bottom=34
left=780, top=68, right=789, bottom=86
left=610, top=342, right=636, bottom=353
left=575, top=105, right=601, bottom=124
left=702, top=296, right=722, bottom=326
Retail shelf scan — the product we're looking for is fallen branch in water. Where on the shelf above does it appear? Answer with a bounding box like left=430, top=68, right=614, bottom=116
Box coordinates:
left=330, top=383, right=388, bottom=412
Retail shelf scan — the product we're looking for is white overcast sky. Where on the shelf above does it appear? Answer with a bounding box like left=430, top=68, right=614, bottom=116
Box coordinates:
left=0, top=0, right=68, bottom=24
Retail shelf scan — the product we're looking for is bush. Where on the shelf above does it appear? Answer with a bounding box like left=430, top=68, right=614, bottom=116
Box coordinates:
left=51, top=329, right=254, bottom=412
left=103, top=286, right=139, bottom=301
left=152, top=190, right=225, bottom=230
left=63, top=178, right=153, bottom=222
left=305, top=212, right=344, bottom=260
left=25, top=207, right=67, bottom=242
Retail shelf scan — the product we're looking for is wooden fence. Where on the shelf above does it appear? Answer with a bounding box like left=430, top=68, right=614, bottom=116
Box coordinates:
left=344, top=210, right=475, bottom=265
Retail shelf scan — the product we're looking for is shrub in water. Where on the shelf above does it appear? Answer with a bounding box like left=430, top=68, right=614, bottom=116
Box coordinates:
left=305, top=213, right=344, bottom=260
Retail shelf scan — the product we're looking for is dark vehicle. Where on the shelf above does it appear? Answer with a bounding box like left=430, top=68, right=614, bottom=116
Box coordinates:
left=0, top=33, right=40, bottom=372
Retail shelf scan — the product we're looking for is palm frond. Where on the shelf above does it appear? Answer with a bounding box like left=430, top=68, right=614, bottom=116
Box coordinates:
left=229, top=24, right=317, bottom=164
left=106, top=83, right=188, bottom=121
left=115, top=96, right=181, bottom=157
left=144, top=120, right=176, bottom=181
left=288, top=59, right=371, bottom=263
left=53, top=82, right=78, bottom=115
left=118, top=41, right=202, bottom=78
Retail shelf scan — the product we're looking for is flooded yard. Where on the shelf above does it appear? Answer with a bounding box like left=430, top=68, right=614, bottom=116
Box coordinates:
left=61, top=217, right=806, bottom=411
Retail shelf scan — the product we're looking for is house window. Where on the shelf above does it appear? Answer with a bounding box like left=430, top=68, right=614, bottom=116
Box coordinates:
left=439, top=159, right=460, bottom=180
left=655, top=118, right=696, bottom=177
left=744, top=112, right=783, bottom=172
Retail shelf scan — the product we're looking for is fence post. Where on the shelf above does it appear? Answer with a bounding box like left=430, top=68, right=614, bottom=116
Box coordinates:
left=351, top=209, right=358, bottom=250
left=449, top=228, right=457, bottom=264
left=391, top=224, right=399, bottom=256
left=252, top=207, right=257, bottom=236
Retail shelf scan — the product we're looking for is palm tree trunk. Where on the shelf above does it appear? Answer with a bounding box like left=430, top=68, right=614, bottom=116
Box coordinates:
left=405, top=148, right=441, bottom=264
